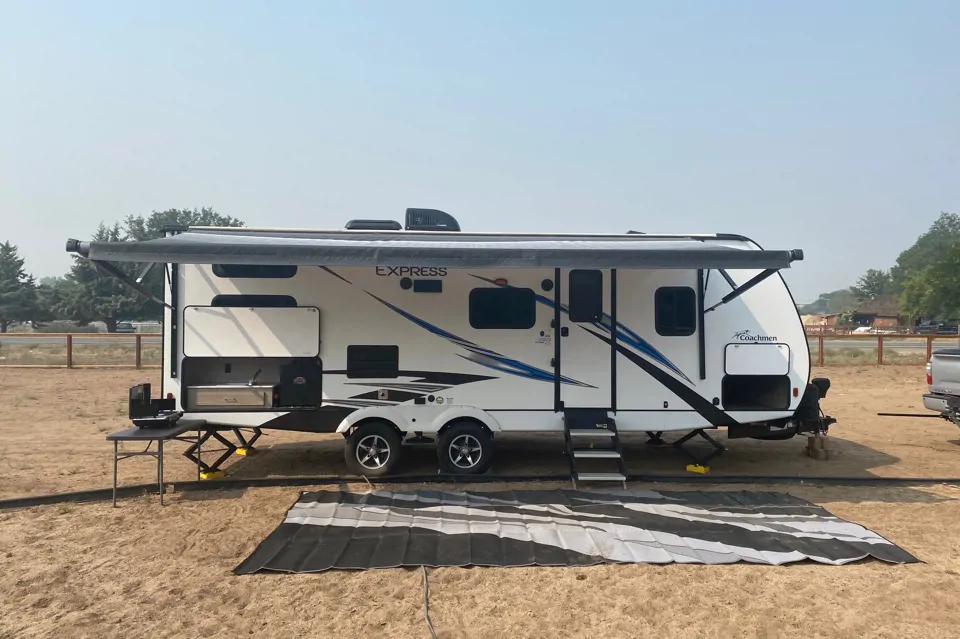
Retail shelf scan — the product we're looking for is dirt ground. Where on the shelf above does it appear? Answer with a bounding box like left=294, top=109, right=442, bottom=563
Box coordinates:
left=1, top=366, right=960, bottom=638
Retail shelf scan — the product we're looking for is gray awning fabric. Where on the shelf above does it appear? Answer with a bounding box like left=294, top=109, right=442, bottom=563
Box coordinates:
left=71, top=230, right=801, bottom=270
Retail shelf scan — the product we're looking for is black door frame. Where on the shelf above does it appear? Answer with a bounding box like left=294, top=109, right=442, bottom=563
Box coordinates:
left=553, top=267, right=618, bottom=413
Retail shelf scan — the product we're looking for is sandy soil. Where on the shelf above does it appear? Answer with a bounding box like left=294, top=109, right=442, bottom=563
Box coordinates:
left=0, top=366, right=956, bottom=499
left=1, top=366, right=959, bottom=638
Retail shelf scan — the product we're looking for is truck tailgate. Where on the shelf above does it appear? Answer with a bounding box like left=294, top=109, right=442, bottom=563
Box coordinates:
left=930, top=349, right=960, bottom=396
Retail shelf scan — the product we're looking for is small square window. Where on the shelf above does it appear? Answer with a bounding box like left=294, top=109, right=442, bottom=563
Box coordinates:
left=655, top=287, right=697, bottom=336
left=469, top=287, right=536, bottom=329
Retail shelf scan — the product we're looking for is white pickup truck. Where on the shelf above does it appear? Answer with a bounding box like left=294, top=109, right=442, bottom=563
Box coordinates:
left=924, top=349, right=960, bottom=429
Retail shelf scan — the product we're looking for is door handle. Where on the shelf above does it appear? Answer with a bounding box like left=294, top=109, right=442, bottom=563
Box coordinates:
left=560, top=327, right=569, bottom=337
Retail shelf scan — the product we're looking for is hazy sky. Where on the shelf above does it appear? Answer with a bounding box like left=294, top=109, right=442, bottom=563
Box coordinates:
left=2, top=1, right=958, bottom=302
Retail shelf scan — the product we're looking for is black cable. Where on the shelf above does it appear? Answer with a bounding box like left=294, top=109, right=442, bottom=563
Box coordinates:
left=421, top=566, right=437, bottom=639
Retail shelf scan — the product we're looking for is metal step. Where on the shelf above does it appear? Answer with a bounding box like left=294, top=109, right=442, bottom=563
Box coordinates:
left=572, top=449, right=621, bottom=459
left=575, top=472, right=626, bottom=481
left=568, top=429, right=615, bottom=438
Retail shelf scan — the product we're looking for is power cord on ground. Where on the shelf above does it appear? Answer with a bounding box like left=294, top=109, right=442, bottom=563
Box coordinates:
left=421, top=565, right=437, bottom=639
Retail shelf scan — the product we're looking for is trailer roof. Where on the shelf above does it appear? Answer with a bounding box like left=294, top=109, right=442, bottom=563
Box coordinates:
left=68, top=227, right=803, bottom=270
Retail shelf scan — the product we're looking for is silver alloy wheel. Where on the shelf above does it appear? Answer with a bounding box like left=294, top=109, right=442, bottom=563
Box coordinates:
left=448, top=434, right=483, bottom=469
left=356, top=434, right=391, bottom=470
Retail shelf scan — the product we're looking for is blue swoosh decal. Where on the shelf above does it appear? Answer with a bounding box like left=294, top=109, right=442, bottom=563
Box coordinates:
left=365, top=292, right=594, bottom=388
left=469, top=274, right=692, bottom=384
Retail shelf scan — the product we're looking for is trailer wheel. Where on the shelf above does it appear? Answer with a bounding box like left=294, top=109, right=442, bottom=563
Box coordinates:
left=437, top=421, right=493, bottom=474
left=346, top=421, right=402, bottom=477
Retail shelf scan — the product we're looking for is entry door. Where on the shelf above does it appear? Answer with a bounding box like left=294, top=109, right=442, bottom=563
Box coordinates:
left=559, top=268, right=612, bottom=408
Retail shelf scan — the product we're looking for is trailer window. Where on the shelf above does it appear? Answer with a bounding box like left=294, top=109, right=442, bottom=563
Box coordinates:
left=568, top=270, right=603, bottom=322
left=655, top=287, right=696, bottom=336
left=469, top=287, right=536, bottom=329
left=212, top=294, right=298, bottom=307
left=347, top=345, right=399, bottom=378
left=212, top=264, right=298, bottom=278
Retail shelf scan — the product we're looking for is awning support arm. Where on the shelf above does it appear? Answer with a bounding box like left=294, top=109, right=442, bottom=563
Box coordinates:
left=704, top=268, right=778, bottom=313
left=135, top=262, right=155, bottom=284
left=91, top=260, right=173, bottom=310
left=718, top=269, right=738, bottom=290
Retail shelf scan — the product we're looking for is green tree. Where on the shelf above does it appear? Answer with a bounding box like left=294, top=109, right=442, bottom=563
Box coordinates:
left=899, top=241, right=960, bottom=321
left=58, top=224, right=143, bottom=332
left=123, top=207, right=243, bottom=242
left=0, top=241, right=38, bottom=332
left=34, top=276, right=69, bottom=324
left=56, top=208, right=244, bottom=329
left=124, top=208, right=244, bottom=321
left=798, top=288, right=860, bottom=315
left=850, top=269, right=892, bottom=300
left=890, top=212, right=960, bottom=291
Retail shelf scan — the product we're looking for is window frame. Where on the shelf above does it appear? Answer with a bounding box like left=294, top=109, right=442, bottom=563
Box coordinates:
left=212, top=264, right=298, bottom=279
left=468, top=287, right=537, bottom=330
left=654, top=286, right=697, bottom=337
left=211, top=294, right=298, bottom=308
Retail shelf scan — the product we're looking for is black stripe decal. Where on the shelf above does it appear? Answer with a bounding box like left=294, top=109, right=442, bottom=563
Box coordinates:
left=583, top=328, right=739, bottom=427
left=323, top=370, right=496, bottom=386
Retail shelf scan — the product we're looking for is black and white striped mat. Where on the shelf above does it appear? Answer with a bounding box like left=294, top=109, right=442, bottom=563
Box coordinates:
left=234, top=489, right=916, bottom=573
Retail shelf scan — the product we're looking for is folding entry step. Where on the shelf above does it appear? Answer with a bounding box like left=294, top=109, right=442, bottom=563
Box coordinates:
left=563, top=408, right=627, bottom=489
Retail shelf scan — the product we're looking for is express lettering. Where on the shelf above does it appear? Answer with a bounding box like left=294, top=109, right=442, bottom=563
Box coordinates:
left=375, top=267, right=448, bottom=277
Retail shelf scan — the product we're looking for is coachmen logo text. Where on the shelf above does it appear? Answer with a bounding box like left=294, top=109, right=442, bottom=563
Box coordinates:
left=733, top=330, right=778, bottom=342
left=375, top=267, right=448, bottom=277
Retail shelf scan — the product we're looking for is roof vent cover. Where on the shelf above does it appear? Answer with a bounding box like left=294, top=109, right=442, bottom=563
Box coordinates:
left=345, top=219, right=402, bottom=231
left=404, top=208, right=460, bottom=232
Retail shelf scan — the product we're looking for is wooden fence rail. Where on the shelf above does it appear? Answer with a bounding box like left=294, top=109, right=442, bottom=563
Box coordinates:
left=0, top=333, right=161, bottom=369
left=0, top=332, right=956, bottom=369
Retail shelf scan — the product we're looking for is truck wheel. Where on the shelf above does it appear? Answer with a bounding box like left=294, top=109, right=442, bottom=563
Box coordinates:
left=345, top=421, right=402, bottom=477
left=437, top=421, right=493, bottom=475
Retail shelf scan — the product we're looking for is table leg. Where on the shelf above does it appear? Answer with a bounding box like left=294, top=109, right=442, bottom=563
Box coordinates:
left=196, top=428, right=201, bottom=481
left=113, top=440, right=118, bottom=508
left=159, top=439, right=165, bottom=506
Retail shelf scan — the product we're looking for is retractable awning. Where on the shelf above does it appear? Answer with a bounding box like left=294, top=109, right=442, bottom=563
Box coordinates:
left=67, top=230, right=803, bottom=270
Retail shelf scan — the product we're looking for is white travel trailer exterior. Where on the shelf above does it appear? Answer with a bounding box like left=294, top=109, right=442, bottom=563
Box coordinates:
left=67, top=209, right=834, bottom=482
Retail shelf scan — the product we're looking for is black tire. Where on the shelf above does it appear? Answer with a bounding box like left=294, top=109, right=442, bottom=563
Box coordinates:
left=437, top=421, right=494, bottom=475
left=345, top=421, right=403, bottom=477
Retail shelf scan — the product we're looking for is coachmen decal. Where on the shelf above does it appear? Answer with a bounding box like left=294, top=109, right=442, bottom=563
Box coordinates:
left=733, top=330, right=778, bottom=342
left=375, top=267, right=448, bottom=277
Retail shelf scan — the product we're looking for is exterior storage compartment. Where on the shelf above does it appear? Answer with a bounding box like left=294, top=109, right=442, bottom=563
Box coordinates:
left=186, top=385, right=275, bottom=410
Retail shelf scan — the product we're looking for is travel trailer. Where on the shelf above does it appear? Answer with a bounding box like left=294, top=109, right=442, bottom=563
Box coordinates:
left=66, top=209, right=835, bottom=483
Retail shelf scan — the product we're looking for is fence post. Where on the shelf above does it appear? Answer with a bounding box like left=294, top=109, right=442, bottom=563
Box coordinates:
left=66, top=334, right=73, bottom=369
left=877, top=334, right=884, bottom=365
left=817, top=335, right=824, bottom=366
left=926, top=336, right=933, bottom=362
left=135, top=334, right=142, bottom=370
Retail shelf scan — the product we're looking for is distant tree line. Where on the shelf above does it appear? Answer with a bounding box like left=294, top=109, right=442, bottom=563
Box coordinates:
left=0, top=208, right=243, bottom=332
left=798, top=211, right=960, bottom=323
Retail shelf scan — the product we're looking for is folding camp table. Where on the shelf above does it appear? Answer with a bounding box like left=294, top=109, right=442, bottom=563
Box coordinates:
left=106, top=419, right=206, bottom=506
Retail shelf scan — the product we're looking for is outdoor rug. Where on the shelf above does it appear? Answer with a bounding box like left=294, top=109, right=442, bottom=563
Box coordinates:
left=234, top=489, right=917, bottom=573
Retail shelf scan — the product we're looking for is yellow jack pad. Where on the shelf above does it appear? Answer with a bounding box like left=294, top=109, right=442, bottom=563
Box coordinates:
left=200, top=470, right=226, bottom=480
left=235, top=447, right=258, bottom=457
left=685, top=464, right=709, bottom=474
